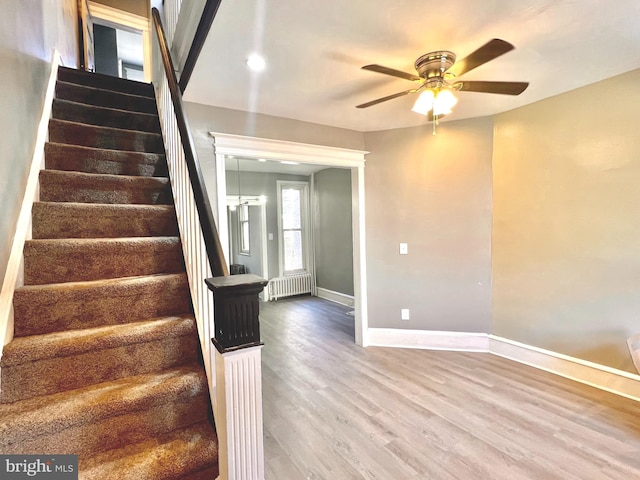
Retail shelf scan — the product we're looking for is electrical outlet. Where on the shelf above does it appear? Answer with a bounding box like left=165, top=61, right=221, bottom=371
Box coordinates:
left=401, top=308, right=410, bottom=320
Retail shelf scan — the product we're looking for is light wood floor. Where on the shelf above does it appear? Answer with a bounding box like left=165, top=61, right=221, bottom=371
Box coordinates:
left=260, top=296, right=640, bottom=480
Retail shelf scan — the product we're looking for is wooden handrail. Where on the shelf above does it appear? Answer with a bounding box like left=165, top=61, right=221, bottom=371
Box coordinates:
left=178, top=0, right=222, bottom=93
left=152, top=7, right=229, bottom=277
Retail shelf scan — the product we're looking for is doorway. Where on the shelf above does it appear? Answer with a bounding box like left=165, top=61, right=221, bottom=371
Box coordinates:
left=211, top=133, right=369, bottom=346
left=81, top=1, right=152, bottom=81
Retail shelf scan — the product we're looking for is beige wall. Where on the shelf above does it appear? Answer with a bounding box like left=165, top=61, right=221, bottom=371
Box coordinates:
left=0, top=0, right=78, bottom=284
left=492, top=69, right=640, bottom=373
left=363, top=118, right=494, bottom=331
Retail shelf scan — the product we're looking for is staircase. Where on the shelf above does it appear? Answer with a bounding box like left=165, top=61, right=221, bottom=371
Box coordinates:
left=0, top=67, right=219, bottom=479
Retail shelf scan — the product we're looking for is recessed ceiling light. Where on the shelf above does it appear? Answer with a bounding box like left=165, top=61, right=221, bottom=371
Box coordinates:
left=247, top=53, right=266, bottom=72
left=258, top=158, right=267, bottom=162
left=281, top=161, right=299, bottom=165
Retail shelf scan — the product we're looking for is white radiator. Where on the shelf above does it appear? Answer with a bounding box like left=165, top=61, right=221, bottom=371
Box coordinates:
left=268, top=273, right=312, bottom=300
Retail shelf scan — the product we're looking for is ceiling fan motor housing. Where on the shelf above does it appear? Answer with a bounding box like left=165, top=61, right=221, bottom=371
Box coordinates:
left=415, top=51, right=456, bottom=81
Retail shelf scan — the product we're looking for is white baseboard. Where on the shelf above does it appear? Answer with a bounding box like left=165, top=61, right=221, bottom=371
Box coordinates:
left=365, top=327, right=640, bottom=402
left=367, top=328, right=490, bottom=351
left=490, top=335, right=640, bottom=402
left=316, top=287, right=354, bottom=307
left=0, top=50, right=61, bottom=350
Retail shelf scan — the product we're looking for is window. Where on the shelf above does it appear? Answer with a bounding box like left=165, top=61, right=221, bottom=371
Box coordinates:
left=238, top=204, right=250, bottom=254
left=278, top=181, right=309, bottom=275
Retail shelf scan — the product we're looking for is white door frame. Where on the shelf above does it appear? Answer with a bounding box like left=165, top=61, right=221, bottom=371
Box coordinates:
left=210, top=132, right=370, bottom=346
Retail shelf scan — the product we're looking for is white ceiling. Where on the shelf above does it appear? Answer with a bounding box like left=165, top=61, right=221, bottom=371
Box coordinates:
left=184, top=0, right=640, bottom=133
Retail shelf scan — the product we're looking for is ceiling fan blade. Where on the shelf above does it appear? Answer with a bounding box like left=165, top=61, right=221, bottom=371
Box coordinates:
left=362, top=64, right=421, bottom=82
left=454, top=81, right=529, bottom=95
left=356, top=89, right=415, bottom=108
left=446, top=39, right=515, bottom=78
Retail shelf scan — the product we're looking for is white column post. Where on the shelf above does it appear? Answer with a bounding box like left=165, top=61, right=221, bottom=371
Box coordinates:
left=214, top=346, right=264, bottom=480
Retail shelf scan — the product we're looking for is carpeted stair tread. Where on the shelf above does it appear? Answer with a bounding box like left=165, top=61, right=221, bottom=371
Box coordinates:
left=57, top=66, right=154, bottom=98
left=0, top=316, right=199, bottom=402
left=45, top=143, right=168, bottom=177
left=39, top=169, right=172, bottom=205
left=52, top=98, right=161, bottom=133
left=24, top=236, right=184, bottom=285
left=32, top=202, right=179, bottom=239
left=49, top=119, right=164, bottom=153
left=80, top=422, right=218, bottom=480
left=2, top=315, right=197, bottom=367
left=56, top=81, right=157, bottom=114
left=0, top=365, right=208, bottom=452
left=13, top=273, right=191, bottom=337
left=1, top=67, right=218, bottom=476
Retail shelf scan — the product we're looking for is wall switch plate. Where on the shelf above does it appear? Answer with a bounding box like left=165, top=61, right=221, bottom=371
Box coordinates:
left=400, top=243, right=408, bottom=255
left=268, top=233, right=274, bottom=241
left=401, top=308, right=410, bottom=320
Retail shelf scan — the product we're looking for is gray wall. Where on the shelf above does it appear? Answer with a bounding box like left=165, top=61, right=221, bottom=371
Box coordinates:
left=314, top=168, right=354, bottom=296
left=492, top=69, right=640, bottom=373
left=363, top=118, right=494, bottom=332
left=226, top=170, right=309, bottom=280
left=228, top=205, right=263, bottom=276
left=0, top=0, right=78, bottom=284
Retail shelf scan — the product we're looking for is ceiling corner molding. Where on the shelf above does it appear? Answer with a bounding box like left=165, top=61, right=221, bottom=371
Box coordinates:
left=208, top=132, right=368, bottom=168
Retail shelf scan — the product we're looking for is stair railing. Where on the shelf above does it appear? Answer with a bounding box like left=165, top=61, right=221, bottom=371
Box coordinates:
left=152, top=7, right=267, bottom=479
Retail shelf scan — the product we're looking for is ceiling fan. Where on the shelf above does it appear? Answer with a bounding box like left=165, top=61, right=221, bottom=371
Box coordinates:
left=356, top=38, right=529, bottom=120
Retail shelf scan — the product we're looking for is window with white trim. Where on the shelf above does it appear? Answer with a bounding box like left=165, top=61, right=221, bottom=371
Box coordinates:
left=238, top=204, right=250, bottom=254
left=277, top=181, right=309, bottom=275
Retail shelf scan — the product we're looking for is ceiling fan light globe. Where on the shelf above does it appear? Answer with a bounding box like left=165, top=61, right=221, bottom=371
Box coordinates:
left=411, top=89, right=435, bottom=115
left=433, top=89, right=458, bottom=115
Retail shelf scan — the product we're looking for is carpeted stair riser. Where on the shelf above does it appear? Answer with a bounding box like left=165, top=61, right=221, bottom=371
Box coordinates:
left=79, top=422, right=219, bottom=480
left=49, top=119, right=164, bottom=153
left=52, top=99, right=161, bottom=133
left=0, top=316, right=199, bottom=402
left=32, top=202, right=179, bottom=239
left=56, top=81, right=157, bottom=114
left=0, top=367, right=209, bottom=457
left=45, top=143, right=168, bottom=177
left=179, top=466, right=222, bottom=480
left=57, top=66, right=154, bottom=98
left=24, top=237, right=184, bottom=285
left=39, top=170, right=172, bottom=205
left=13, top=273, right=192, bottom=337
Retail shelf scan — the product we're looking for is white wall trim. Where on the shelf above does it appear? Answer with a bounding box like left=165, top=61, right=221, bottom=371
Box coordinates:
left=489, top=335, right=640, bottom=402
left=364, top=327, right=640, bottom=401
left=208, top=132, right=368, bottom=167
left=368, top=328, right=490, bottom=352
left=210, top=132, right=369, bottom=347
left=316, top=287, right=354, bottom=307
left=0, top=50, right=62, bottom=350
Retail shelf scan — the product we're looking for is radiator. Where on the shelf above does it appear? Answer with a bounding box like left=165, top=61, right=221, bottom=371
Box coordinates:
left=268, top=273, right=312, bottom=300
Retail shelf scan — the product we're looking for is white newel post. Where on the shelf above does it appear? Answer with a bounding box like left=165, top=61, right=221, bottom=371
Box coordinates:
left=206, top=274, right=268, bottom=480
left=215, top=346, right=264, bottom=479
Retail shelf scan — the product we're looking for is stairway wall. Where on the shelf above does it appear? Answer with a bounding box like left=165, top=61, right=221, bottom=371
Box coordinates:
left=0, top=0, right=77, bottom=288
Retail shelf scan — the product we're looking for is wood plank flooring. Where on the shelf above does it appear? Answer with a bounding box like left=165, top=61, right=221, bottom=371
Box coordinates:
left=260, top=296, right=640, bottom=480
